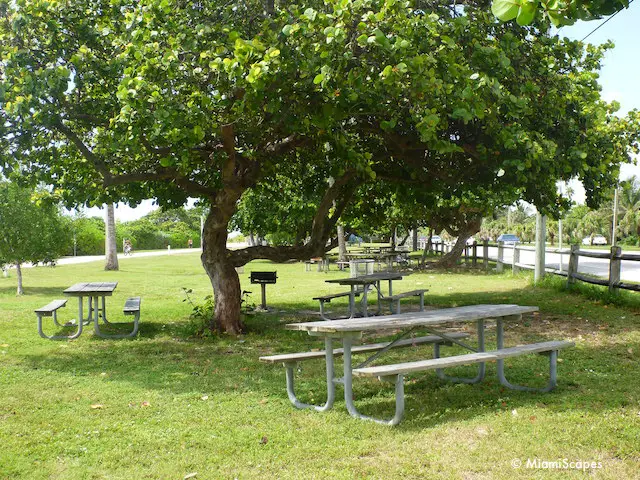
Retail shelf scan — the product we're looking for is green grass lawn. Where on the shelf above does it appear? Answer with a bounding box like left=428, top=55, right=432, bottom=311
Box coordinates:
left=1, top=254, right=639, bottom=479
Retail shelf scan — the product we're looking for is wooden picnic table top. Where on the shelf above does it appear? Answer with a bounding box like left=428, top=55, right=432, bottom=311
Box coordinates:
left=63, top=282, right=118, bottom=296
left=286, top=304, right=538, bottom=334
left=325, top=272, right=405, bottom=286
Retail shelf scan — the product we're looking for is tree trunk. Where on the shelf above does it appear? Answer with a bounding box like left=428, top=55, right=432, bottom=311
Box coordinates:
left=15, top=263, right=23, bottom=295
left=398, top=232, right=410, bottom=246
left=412, top=227, right=418, bottom=251
left=202, top=207, right=244, bottom=334
left=337, top=224, right=347, bottom=261
left=104, top=203, right=119, bottom=271
left=437, top=235, right=468, bottom=268
left=419, top=230, right=432, bottom=266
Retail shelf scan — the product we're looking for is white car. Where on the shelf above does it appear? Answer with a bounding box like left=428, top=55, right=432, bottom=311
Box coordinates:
left=582, top=235, right=607, bottom=246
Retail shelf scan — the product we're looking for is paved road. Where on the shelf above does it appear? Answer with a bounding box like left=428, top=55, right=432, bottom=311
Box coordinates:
left=4, top=248, right=200, bottom=271
left=9, top=244, right=640, bottom=283
left=485, top=246, right=640, bottom=283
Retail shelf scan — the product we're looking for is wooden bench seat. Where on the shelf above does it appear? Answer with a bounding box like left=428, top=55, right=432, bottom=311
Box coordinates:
left=123, top=296, right=142, bottom=315
left=312, top=291, right=360, bottom=302
left=379, top=289, right=428, bottom=314
left=313, top=291, right=362, bottom=320
left=305, top=257, right=328, bottom=272
left=259, top=332, right=471, bottom=364
left=36, top=299, right=81, bottom=340
left=353, top=340, right=574, bottom=378
left=349, top=339, right=574, bottom=425
left=35, top=299, right=68, bottom=316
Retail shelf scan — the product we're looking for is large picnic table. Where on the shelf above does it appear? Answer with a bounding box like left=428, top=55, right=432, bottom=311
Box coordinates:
left=325, top=272, right=404, bottom=317
left=262, top=304, right=574, bottom=425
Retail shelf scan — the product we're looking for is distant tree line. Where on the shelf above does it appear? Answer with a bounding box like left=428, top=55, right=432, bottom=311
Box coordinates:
left=477, top=177, right=640, bottom=246
left=69, top=207, right=203, bottom=255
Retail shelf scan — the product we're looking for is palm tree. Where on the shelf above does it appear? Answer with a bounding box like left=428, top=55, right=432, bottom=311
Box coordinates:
left=617, top=176, right=640, bottom=239
left=105, top=203, right=119, bottom=271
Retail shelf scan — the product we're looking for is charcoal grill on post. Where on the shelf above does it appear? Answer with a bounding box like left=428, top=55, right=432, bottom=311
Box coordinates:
left=250, top=271, right=277, bottom=310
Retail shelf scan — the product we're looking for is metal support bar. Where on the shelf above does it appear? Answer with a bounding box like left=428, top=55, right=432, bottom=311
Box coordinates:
left=343, top=337, right=404, bottom=426
left=495, top=318, right=558, bottom=392
left=37, top=312, right=83, bottom=340
left=260, top=284, right=267, bottom=310
left=284, top=337, right=336, bottom=412
left=355, top=327, right=419, bottom=369
left=434, top=319, right=486, bottom=384
left=423, top=328, right=478, bottom=353
left=92, top=295, right=140, bottom=339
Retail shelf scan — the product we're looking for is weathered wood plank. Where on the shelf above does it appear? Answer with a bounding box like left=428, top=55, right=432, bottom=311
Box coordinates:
left=259, top=333, right=471, bottom=363
left=313, top=291, right=360, bottom=301
left=123, top=297, right=141, bottom=313
left=286, top=304, right=539, bottom=333
left=353, top=352, right=498, bottom=377
left=325, top=272, right=404, bottom=285
left=63, top=282, right=118, bottom=296
left=353, top=340, right=574, bottom=377
left=492, top=341, right=574, bottom=359
left=380, top=289, right=428, bottom=301
left=34, top=299, right=68, bottom=315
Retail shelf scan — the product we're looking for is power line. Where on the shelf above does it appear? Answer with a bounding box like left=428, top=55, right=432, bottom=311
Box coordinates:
left=581, top=0, right=634, bottom=42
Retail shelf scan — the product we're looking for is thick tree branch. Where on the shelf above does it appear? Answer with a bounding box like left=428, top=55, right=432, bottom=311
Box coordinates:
left=227, top=171, right=361, bottom=266
left=52, top=120, right=111, bottom=177
left=103, top=168, right=218, bottom=197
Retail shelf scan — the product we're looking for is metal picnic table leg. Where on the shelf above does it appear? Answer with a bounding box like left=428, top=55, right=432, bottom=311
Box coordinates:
left=361, top=285, right=368, bottom=317
left=100, top=296, right=112, bottom=324
left=496, top=316, right=559, bottom=392
left=348, top=285, right=357, bottom=319
left=434, top=319, right=486, bottom=384
left=284, top=336, right=336, bottom=412
left=342, top=335, right=404, bottom=426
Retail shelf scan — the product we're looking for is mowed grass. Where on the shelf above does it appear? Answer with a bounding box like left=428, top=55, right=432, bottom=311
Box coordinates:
left=1, top=253, right=640, bottom=479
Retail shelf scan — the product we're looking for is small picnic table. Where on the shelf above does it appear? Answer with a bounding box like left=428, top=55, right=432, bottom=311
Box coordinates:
left=63, top=282, right=118, bottom=334
left=268, top=304, right=573, bottom=425
left=325, top=272, right=404, bottom=317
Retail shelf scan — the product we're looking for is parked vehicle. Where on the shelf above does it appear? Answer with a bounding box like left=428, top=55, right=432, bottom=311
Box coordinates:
left=582, top=235, right=607, bottom=246
left=497, top=234, right=520, bottom=245
left=431, top=235, right=443, bottom=244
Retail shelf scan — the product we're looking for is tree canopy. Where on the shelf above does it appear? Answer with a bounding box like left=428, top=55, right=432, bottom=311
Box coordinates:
left=492, top=0, right=631, bottom=26
left=1, top=0, right=638, bottom=332
left=0, top=181, right=70, bottom=294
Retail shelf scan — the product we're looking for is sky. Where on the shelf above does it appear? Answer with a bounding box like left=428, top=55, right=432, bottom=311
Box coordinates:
left=82, top=5, right=640, bottom=222
left=560, top=1, right=640, bottom=202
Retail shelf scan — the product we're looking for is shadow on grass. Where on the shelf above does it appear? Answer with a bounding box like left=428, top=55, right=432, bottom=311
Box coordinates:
left=19, top=281, right=640, bottom=429
left=0, top=285, right=71, bottom=297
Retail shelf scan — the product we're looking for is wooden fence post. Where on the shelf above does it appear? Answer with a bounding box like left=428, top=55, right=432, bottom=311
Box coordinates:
left=497, top=241, right=504, bottom=273
left=483, top=239, right=489, bottom=270
left=609, top=245, right=622, bottom=294
left=567, top=244, right=579, bottom=286
left=512, top=245, right=520, bottom=274
left=472, top=241, right=478, bottom=267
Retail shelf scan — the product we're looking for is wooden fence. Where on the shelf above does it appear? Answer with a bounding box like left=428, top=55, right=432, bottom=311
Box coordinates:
left=431, top=240, right=640, bottom=294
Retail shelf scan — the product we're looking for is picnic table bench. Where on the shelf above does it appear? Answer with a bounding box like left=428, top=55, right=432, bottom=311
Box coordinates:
left=36, top=283, right=141, bottom=340
left=261, top=304, right=575, bottom=425
left=379, top=289, right=428, bottom=314
left=304, top=257, right=329, bottom=272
